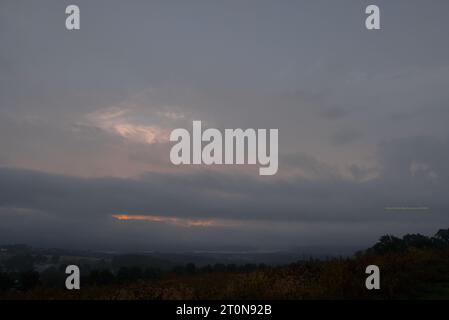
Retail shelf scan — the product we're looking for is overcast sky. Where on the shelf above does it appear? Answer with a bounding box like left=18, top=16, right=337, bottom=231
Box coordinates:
left=1, top=0, right=449, bottom=251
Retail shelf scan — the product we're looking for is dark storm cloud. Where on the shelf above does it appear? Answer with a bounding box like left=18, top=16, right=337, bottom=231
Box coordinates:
left=1, top=134, right=449, bottom=223
left=1, top=134, right=449, bottom=249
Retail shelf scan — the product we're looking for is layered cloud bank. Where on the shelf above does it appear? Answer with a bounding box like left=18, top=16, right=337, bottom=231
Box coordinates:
left=1, top=134, right=449, bottom=249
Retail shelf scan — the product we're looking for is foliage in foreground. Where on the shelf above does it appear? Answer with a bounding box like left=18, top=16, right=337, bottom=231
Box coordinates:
left=2, top=228, right=449, bottom=300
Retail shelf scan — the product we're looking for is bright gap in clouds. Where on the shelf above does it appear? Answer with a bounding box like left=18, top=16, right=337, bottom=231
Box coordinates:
left=112, top=214, right=239, bottom=228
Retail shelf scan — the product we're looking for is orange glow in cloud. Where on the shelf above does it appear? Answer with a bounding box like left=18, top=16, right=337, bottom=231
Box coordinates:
left=87, top=107, right=170, bottom=145
left=112, top=214, right=236, bottom=228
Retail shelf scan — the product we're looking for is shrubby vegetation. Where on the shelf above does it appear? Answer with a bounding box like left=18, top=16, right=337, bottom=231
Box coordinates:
left=2, top=228, right=449, bottom=299
left=359, top=228, right=449, bottom=256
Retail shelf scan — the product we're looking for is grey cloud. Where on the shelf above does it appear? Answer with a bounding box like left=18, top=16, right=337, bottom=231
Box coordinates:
left=319, top=107, right=350, bottom=119
left=1, top=134, right=449, bottom=226
left=330, top=128, right=363, bottom=146
left=1, top=0, right=449, bottom=249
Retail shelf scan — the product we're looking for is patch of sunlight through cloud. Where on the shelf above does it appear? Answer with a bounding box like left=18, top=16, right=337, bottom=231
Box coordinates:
left=112, top=214, right=239, bottom=228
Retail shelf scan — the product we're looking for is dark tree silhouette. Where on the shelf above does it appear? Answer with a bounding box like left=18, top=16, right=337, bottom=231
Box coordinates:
left=19, top=271, right=40, bottom=291
left=0, top=272, right=14, bottom=291
left=434, top=229, right=449, bottom=244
